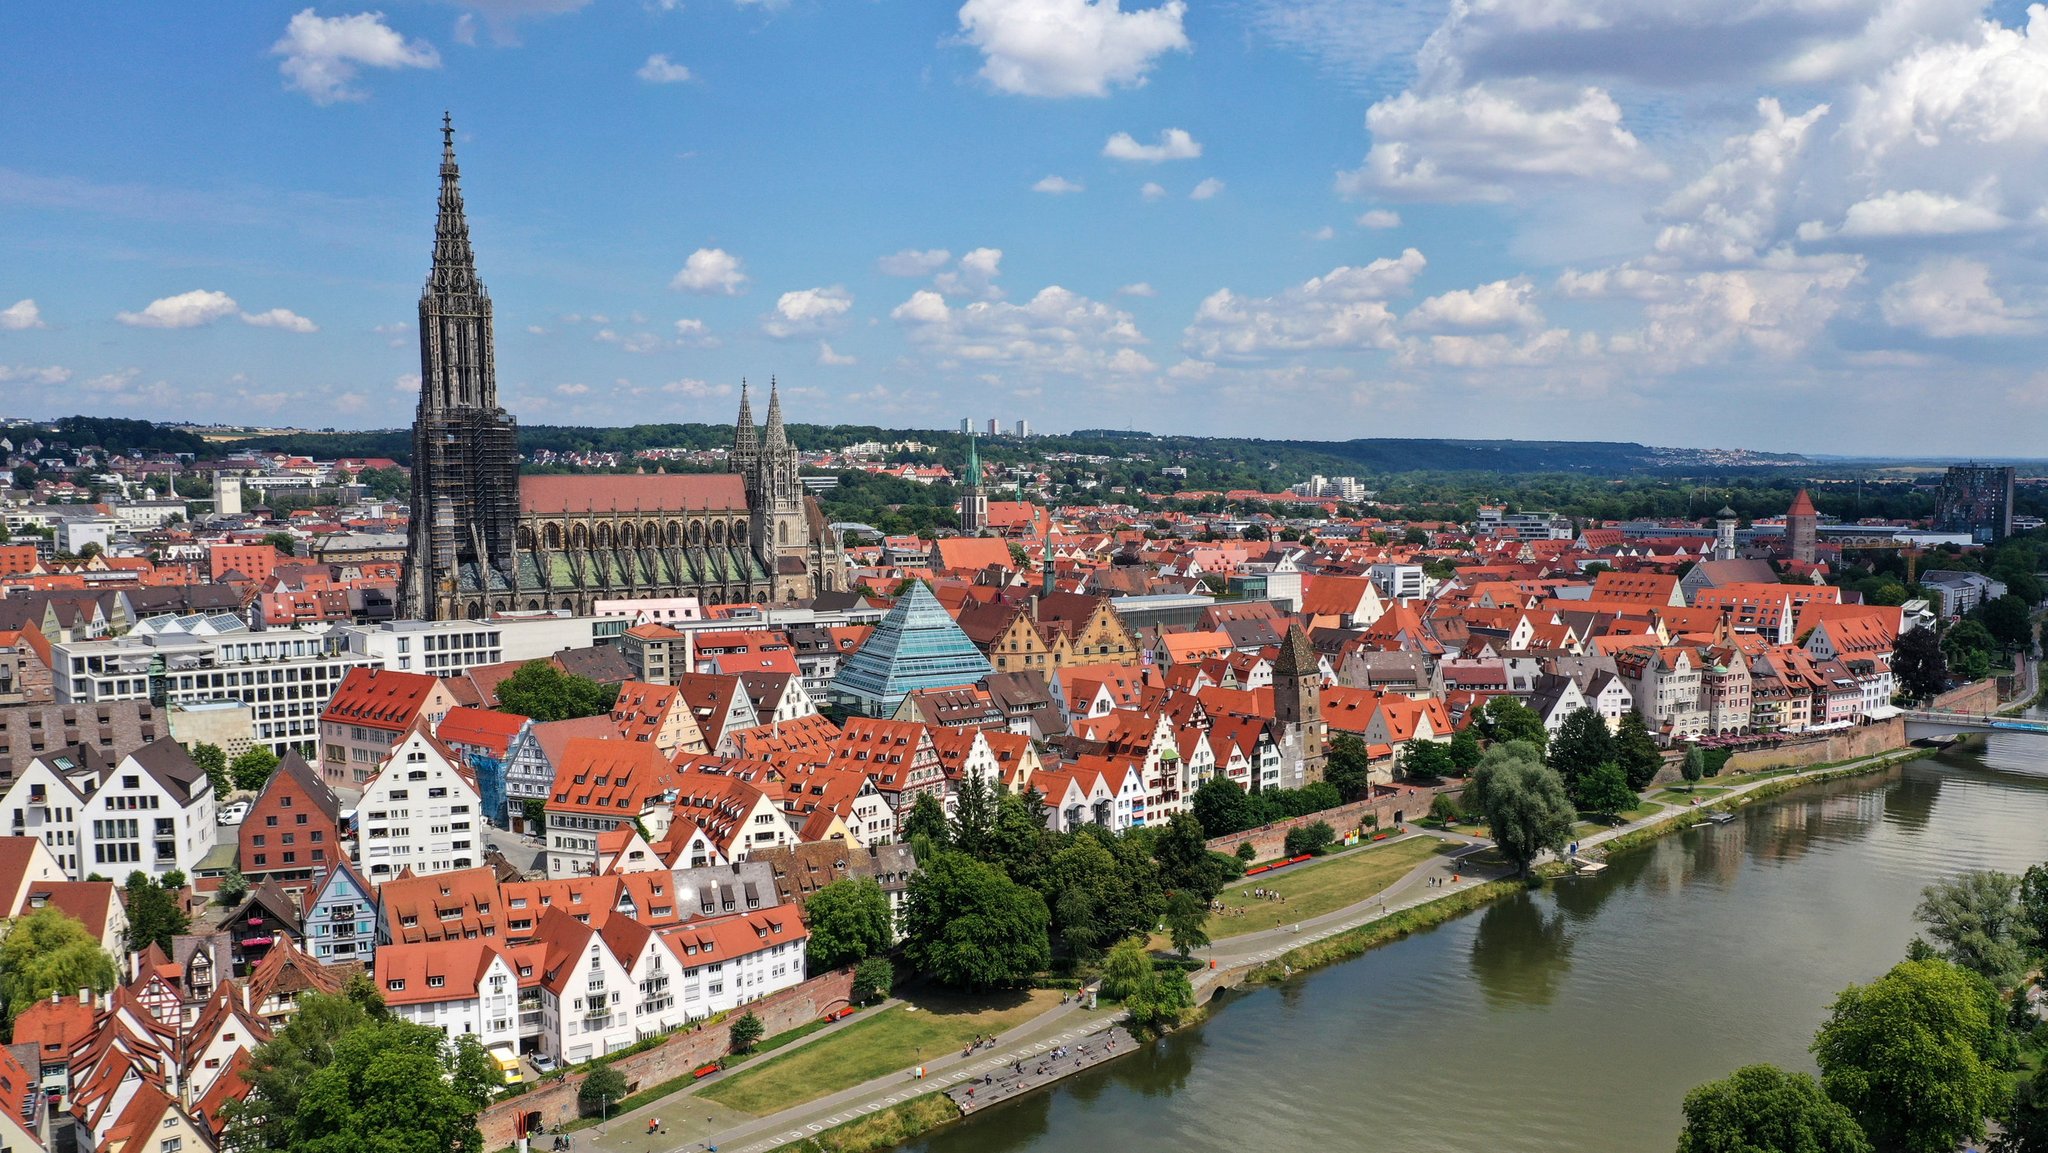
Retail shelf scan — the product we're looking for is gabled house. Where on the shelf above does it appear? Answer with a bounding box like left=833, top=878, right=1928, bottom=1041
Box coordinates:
left=355, top=727, right=485, bottom=883
left=237, top=751, right=342, bottom=901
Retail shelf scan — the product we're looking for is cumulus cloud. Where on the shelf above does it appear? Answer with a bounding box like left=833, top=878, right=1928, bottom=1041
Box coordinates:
left=1140, top=182, right=1167, bottom=201
left=1880, top=257, right=2033, bottom=337
left=0, top=300, right=45, bottom=330
left=878, top=248, right=953, bottom=276
left=891, top=284, right=1154, bottom=377
left=556, top=382, right=591, bottom=396
left=1356, top=209, right=1401, bottom=229
left=671, top=248, right=748, bottom=294
left=1652, top=99, right=1828, bottom=264
left=934, top=247, right=1006, bottom=299
left=1800, top=188, right=2010, bottom=240
left=271, top=9, right=440, bottom=105
left=958, top=0, right=1191, bottom=98
left=116, top=290, right=242, bottom=329
left=1403, top=279, right=1542, bottom=331
left=1189, top=177, right=1225, bottom=200
left=660, top=378, right=734, bottom=399
left=1846, top=10, right=2048, bottom=161
left=1340, top=81, right=1667, bottom=202
left=1033, top=175, right=1086, bottom=194
left=241, top=307, right=319, bottom=333
left=1119, top=282, right=1157, bottom=296
left=672, top=318, right=719, bottom=347
left=1103, top=127, right=1201, bottom=162
left=636, top=53, right=693, bottom=83
left=762, top=286, right=854, bottom=337
left=1629, top=257, right=1866, bottom=365
left=0, top=364, right=71, bottom=385
left=818, top=341, right=858, bottom=366
left=1182, top=248, right=1427, bottom=359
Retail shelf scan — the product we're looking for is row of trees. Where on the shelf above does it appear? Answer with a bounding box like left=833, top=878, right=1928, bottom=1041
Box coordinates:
left=1678, top=861, right=2048, bottom=1152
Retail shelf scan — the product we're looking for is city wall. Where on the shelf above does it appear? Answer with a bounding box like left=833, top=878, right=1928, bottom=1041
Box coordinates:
left=1205, top=783, right=1454, bottom=861
left=1718, top=717, right=1907, bottom=775
left=480, top=967, right=854, bottom=1149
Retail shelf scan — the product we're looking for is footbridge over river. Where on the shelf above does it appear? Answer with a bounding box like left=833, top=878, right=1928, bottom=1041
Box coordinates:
left=1902, top=709, right=2048, bottom=742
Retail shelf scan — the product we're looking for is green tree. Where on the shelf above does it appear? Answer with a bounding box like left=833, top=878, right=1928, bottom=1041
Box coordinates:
left=217, top=863, right=249, bottom=906
left=1682, top=745, right=1707, bottom=788
left=220, top=988, right=376, bottom=1150
left=1102, top=936, right=1155, bottom=1000
left=2018, top=862, right=2048, bottom=957
left=1235, top=840, right=1257, bottom=862
left=901, top=852, right=1050, bottom=989
left=729, top=1011, right=765, bottom=1054
left=1575, top=762, right=1635, bottom=822
left=1892, top=627, right=1949, bottom=700
left=1811, top=958, right=2006, bottom=1153
left=1162, top=889, right=1210, bottom=958
left=1191, top=777, right=1254, bottom=839
left=123, top=870, right=191, bottom=954
left=495, top=661, right=617, bottom=722
left=1998, top=1062, right=2048, bottom=1153
left=1677, top=1064, right=1872, bottom=1153
left=804, top=877, right=894, bottom=970
left=1124, top=967, right=1194, bottom=1032
left=1284, top=821, right=1336, bottom=857
left=1615, top=712, right=1665, bottom=792
left=189, top=741, right=230, bottom=799
left=1982, top=595, right=2034, bottom=651
left=901, top=791, right=949, bottom=850
left=578, top=1061, right=629, bottom=1118
left=1468, top=742, right=1574, bottom=874
left=521, top=798, right=547, bottom=831
left=1546, top=707, right=1614, bottom=793
left=1480, top=696, right=1549, bottom=752
left=1944, top=619, right=1999, bottom=678
left=851, top=957, right=894, bottom=1005
left=0, top=908, right=117, bottom=1026
left=229, top=745, right=280, bottom=792
left=1048, top=833, right=1161, bottom=961
left=1325, top=733, right=1373, bottom=801
left=1152, top=811, right=1231, bottom=903
left=1448, top=729, right=1483, bottom=772
left=1914, top=870, right=2027, bottom=989
left=259, top=531, right=298, bottom=557
left=949, top=771, right=997, bottom=859
left=1402, top=740, right=1453, bottom=783
left=1429, top=793, right=1462, bottom=826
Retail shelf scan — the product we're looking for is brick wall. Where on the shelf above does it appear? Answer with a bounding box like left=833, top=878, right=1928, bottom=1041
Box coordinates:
left=480, top=967, right=854, bottom=1149
left=1718, top=718, right=1906, bottom=775
left=1205, top=784, right=1452, bottom=862
left=1931, top=678, right=2001, bottom=714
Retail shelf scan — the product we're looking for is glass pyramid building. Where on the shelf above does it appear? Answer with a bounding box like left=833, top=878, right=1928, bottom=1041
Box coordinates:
left=831, top=582, right=996, bottom=717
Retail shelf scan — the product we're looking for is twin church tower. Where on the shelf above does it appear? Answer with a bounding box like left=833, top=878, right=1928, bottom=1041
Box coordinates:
left=398, top=117, right=842, bottom=621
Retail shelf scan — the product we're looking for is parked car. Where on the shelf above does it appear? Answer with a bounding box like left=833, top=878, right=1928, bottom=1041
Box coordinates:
left=530, top=1054, right=558, bottom=1075
left=216, top=802, right=250, bottom=826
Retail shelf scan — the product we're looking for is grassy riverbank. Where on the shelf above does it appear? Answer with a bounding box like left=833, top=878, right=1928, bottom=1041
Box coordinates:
left=1244, top=747, right=1928, bottom=984
left=1209, top=836, right=1446, bottom=937
left=785, top=1094, right=962, bottom=1153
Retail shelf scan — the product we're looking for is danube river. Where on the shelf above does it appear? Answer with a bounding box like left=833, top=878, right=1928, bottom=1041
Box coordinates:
left=909, top=736, right=2048, bottom=1153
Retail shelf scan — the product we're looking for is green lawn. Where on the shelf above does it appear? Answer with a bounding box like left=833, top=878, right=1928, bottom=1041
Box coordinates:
left=696, top=988, right=1062, bottom=1116
left=1211, top=836, right=1447, bottom=937
left=1655, top=786, right=1730, bottom=803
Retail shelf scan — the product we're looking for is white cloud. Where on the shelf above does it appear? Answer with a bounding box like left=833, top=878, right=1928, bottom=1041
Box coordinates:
left=763, top=286, right=854, bottom=337
left=636, top=53, right=693, bottom=83
left=1653, top=99, right=1828, bottom=263
left=660, top=378, right=733, bottom=399
left=1631, top=257, right=1866, bottom=365
left=819, top=341, right=858, bottom=366
left=1340, top=81, right=1667, bottom=202
left=556, top=382, right=591, bottom=396
left=1033, top=175, right=1085, bottom=194
left=1119, top=282, right=1156, bottom=297
left=1846, top=9, right=2048, bottom=161
left=271, top=9, right=440, bottom=105
left=671, top=248, right=748, bottom=294
left=1404, top=279, right=1542, bottom=331
left=0, top=364, right=71, bottom=385
left=116, top=289, right=241, bottom=329
left=241, top=307, right=319, bottom=333
left=1356, top=209, right=1401, bottom=229
left=958, top=0, right=1191, bottom=98
left=1189, top=177, right=1225, bottom=200
left=891, top=284, right=1153, bottom=377
left=1182, top=248, right=1427, bottom=359
left=1880, top=257, right=2033, bottom=337
left=1140, top=182, right=1167, bottom=201
left=672, top=317, right=719, bottom=346
left=878, top=248, right=953, bottom=276
left=1801, top=188, right=2009, bottom=240
left=0, top=299, right=45, bottom=330
left=1103, top=127, right=1202, bottom=162
left=936, top=247, right=1005, bottom=299
left=1400, top=329, right=1584, bottom=369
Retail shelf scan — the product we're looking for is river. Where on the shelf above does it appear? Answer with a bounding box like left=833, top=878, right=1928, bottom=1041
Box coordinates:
left=908, top=735, right=2048, bottom=1153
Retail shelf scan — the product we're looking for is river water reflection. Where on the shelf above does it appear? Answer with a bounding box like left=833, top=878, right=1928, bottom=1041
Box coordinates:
left=910, top=736, right=2048, bottom=1153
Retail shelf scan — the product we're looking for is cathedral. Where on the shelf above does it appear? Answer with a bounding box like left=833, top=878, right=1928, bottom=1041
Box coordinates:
left=398, top=117, right=846, bottom=621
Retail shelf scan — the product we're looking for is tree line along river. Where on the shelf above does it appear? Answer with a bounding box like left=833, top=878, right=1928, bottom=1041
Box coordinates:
left=907, top=731, right=2048, bottom=1153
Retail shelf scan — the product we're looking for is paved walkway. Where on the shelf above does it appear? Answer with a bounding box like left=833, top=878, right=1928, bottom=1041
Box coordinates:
left=585, top=995, right=1121, bottom=1153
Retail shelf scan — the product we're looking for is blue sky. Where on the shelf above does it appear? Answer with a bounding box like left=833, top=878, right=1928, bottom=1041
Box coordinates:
left=4, top=0, right=2048, bottom=453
